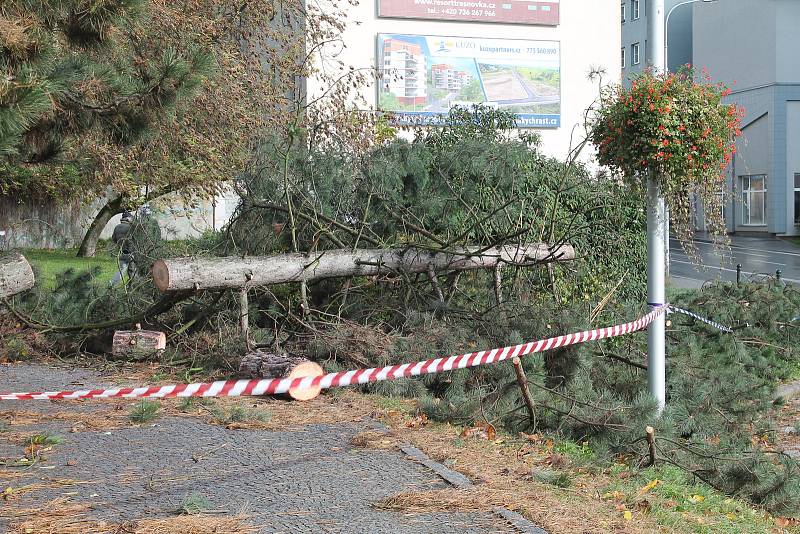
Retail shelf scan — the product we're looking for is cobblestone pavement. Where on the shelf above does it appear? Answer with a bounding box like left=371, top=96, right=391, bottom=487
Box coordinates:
left=0, top=363, right=519, bottom=533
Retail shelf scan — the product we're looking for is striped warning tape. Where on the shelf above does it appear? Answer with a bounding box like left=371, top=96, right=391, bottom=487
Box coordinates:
left=0, top=306, right=668, bottom=401
left=668, top=306, right=733, bottom=333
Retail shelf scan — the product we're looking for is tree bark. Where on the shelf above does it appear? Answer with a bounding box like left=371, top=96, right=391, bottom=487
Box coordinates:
left=0, top=253, right=35, bottom=298
left=239, top=350, right=324, bottom=400
left=77, top=197, right=125, bottom=257
left=111, top=328, right=166, bottom=360
left=240, top=288, right=251, bottom=350
left=645, top=425, right=657, bottom=467
left=511, top=357, right=536, bottom=429
left=153, top=243, right=575, bottom=292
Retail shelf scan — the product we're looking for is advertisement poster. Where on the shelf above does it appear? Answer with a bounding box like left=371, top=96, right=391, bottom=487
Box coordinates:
left=377, top=34, right=561, bottom=128
left=377, top=0, right=559, bottom=26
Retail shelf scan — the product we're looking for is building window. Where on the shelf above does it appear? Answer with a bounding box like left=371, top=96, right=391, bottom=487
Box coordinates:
left=632, top=43, right=640, bottom=65
left=740, top=175, right=767, bottom=226
left=621, top=47, right=626, bottom=68
left=621, top=2, right=626, bottom=23
left=632, top=0, right=640, bottom=20
left=794, top=173, right=800, bottom=225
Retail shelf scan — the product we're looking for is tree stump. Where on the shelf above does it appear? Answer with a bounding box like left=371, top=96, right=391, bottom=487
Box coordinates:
left=0, top=253, right=35, bottom=298
left=112, top=329, right=166, bottom=360
left=239, top=350, right=324, bottom=401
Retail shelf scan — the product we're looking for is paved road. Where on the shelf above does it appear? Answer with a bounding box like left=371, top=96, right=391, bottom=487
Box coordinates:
left=669, top=234, right=800, bottom=289
left=0, top=363, right=524, bottom=534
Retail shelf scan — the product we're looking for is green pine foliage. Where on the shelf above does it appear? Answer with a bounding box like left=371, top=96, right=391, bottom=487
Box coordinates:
left=1, top=0, right=213, bottom=192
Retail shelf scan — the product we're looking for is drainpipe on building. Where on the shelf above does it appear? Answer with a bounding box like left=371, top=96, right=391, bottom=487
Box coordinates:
left=647, top=0, right=667, bottom=414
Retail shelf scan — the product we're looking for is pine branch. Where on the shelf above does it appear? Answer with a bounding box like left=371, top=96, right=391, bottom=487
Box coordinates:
left=2, top=292, right=188, bottom=332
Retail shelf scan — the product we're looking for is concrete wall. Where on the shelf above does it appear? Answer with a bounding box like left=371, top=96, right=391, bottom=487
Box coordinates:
left=621, top=0, right=648, bottom=82
left=308, top=0, right=621, bottom=162
left=0, top=194, right=225, bottom=251
left=776, top=0, right=800, bottom=83
left=692, top=0, right=776, bottom=90
left=0, top=197, right=101, bottom=250
left=666, top=2, right=692, bottom=72
left=694, top=0, right=800, bottom=236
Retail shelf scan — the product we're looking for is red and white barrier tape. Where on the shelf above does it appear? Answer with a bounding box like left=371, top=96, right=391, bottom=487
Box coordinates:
left=0, top=306, right=666, bottom=401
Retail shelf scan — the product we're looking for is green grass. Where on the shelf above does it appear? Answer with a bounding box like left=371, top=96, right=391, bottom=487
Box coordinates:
left=210, top=405, right=270, bottom=425
left=601, top=464, right=786, bottom=532
left=177, top=493, right=212, bottom=515
left=21, top=248, right=118, bottom=289
left=26, top=433, right=64, bottom=447
left=372, top=395, right=410, bottom=412
left=176, top=396, right=213, bottom=412
left=129, top=400, right=161, bottom=423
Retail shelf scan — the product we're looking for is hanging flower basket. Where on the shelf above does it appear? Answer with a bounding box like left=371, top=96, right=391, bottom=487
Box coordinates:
left=590, top=68, right=744, bottom=242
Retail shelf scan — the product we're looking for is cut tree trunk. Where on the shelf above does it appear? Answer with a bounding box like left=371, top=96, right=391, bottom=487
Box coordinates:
left=77, top=197, right=125, bottom=258
left=0, top=253, right=35, bottom=298
left=239, top=350, right=324, bottom=401
left=112, top=328, right=167, bottom=360
left=153, top=243, right=575, bottom=292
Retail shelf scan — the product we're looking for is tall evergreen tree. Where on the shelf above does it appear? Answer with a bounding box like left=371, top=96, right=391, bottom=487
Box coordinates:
left=1, top=0, right=212, bottom=166
left=2, top=0, right=365, bottom=257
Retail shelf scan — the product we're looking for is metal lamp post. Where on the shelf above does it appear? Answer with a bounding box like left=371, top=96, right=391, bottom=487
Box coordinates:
left=647, top=0, right=718, bottom=414
left=646, top=0, right=667, bottom=413
left=665, top=0, right=718, bottom=71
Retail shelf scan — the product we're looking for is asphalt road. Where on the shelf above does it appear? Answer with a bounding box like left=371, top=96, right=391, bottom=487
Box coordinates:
left=669, top=234, right=800, bottom=289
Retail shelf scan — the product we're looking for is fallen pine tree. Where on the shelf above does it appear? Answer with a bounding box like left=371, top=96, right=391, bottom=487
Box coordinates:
left=152, top=244, right=575, bottom=292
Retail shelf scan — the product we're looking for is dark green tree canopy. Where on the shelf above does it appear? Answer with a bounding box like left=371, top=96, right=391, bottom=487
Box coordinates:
left=1, top=0, right=212, bottom=191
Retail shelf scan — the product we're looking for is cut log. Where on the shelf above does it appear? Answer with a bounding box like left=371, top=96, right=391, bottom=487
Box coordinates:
left=0, top=253, right=35, bottom=298
left=112, top=329, right=167, bottom=360
left=153, top=243, right=575, bottom=292
left=239, top=350, right=324, bottom=401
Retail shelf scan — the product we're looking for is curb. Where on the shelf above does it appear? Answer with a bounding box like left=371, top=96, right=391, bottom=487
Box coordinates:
left=776, top=380, right=800, bottom=401
left=399, top=443, right=549, bottom=534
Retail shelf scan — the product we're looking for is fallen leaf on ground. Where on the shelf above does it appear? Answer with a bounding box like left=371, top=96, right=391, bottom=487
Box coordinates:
left=636, top=479, right=660, bottom=495
left=460, top=422, right=496, bottom=440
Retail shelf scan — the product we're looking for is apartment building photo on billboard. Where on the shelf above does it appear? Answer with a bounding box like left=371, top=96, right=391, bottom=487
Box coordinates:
left=381, top=38, right=428, bottom=106
left=377, top=34, right=561, bottom=127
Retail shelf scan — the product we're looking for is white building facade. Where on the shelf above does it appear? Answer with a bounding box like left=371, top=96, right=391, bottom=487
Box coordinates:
left=310, top=0, right=621, bottom=161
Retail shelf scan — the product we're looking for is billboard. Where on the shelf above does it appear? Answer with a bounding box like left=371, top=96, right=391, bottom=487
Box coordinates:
left=377, top=0, right=559, bottom=25
left=377, top=34, right=560, bottom=128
